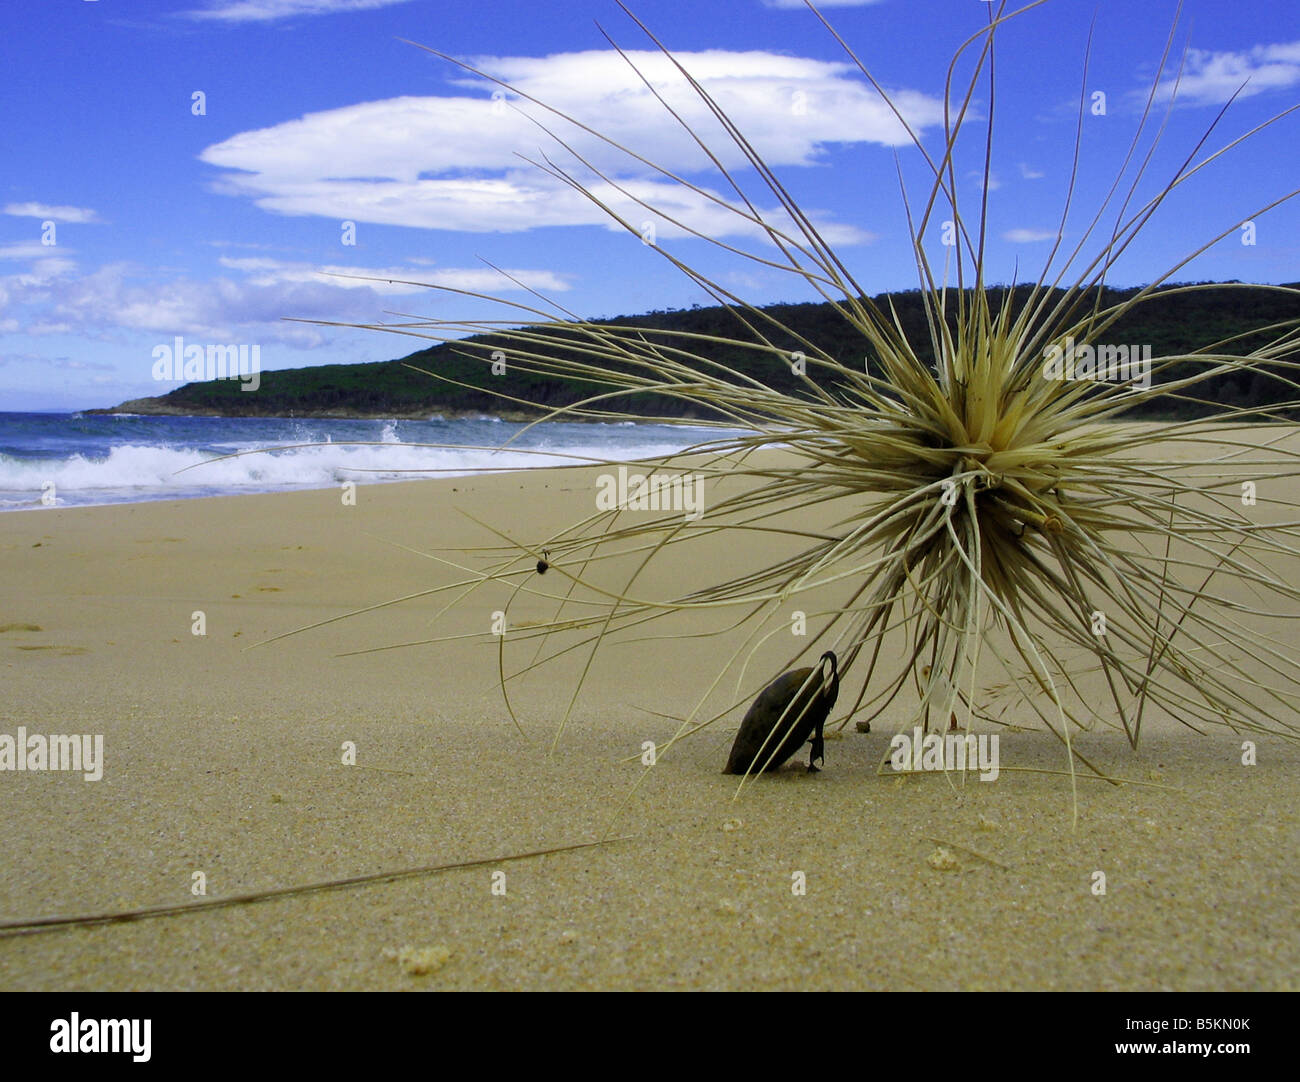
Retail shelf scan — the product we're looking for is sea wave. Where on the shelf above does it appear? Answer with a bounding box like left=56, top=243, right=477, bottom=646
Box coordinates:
left=0, top=423, right=742, bottom=510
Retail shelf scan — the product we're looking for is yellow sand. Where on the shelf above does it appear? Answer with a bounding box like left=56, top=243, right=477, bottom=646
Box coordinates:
left=0, top=448, right=1297, bottom=990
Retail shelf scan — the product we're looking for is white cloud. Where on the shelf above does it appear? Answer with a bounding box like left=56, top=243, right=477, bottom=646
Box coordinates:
left=200, top=48, right=940, bottom=242
left=9, top=262, right=336, bottom=346
left=968, top=170, right=1001, bottom=191
left=184, top=0, right=416, bottom=22
left=1019, top=162, right=1044, bottom=180
left=1003, top=228, right=1059, bottom=243
left=216, top=255, right=570, bottom=295
left=0, top=242, right=61, bottom=260
left=3, top=203, right=102, bottom=223
left=0, top=352, right=113, bottom=372
left=0, top=252, right=78, bottom=290
left=19, top=258, right=78, bottom=284
left=0, top=255, right=569, bottom=347
left=1155, top=40, right=1300, bottom=105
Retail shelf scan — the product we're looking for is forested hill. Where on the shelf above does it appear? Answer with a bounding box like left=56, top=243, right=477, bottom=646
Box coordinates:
left=96, top=283, right=1300, bottom=421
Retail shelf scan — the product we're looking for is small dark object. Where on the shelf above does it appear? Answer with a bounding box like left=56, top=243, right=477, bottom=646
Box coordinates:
left=536, top=548, right=550, bottom=575
left=724, top=651, right=838, bottom=775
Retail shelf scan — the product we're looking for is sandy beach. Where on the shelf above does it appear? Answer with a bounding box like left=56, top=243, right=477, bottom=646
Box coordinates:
left=1, top=451, right=1297, bottom=992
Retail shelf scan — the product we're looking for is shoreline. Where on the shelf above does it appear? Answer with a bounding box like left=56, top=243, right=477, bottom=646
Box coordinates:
left=2, top=411, right=744, bottom=515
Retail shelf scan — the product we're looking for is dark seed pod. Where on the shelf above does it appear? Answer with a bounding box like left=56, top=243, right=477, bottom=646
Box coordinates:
left=536, top=548, right=550, bottom=575
left=724, top=651, right=838, bottom=775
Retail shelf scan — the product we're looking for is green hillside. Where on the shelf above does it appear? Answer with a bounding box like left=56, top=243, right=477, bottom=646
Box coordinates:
left=96, top=283, right=1300, bottom=421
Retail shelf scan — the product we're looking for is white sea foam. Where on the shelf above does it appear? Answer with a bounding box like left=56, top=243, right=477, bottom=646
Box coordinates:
left=0, top=424, right=741, bottom=510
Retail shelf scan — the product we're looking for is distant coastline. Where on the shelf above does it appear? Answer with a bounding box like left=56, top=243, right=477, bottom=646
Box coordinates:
left=86, top=284, right=1300, bottom=422
left=84, top=400, right=547, bottom=422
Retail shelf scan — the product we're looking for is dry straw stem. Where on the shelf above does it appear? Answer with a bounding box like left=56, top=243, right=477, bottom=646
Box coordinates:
left=284, top=0, right=1300, bottom=814
left=0, top=837, right=629, bottom=939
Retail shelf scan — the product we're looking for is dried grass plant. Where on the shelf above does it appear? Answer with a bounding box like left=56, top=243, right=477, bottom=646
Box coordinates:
left=274, top=0, right=1300, bottom=816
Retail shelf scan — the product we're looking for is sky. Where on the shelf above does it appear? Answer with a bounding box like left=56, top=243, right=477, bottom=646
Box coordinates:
left=2, top=0, right=1299, bottom=411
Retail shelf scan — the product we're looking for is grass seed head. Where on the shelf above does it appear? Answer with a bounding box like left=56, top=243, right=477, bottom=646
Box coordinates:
left=307, top=1, right=1300, bottom=810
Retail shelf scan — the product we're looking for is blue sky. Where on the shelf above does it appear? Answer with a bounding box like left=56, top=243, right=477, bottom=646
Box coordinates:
left=2, top=0, right=1298, bottom=410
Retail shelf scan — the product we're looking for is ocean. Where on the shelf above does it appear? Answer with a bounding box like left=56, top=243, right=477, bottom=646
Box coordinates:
left=0, top=412, right=745, bottom=512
